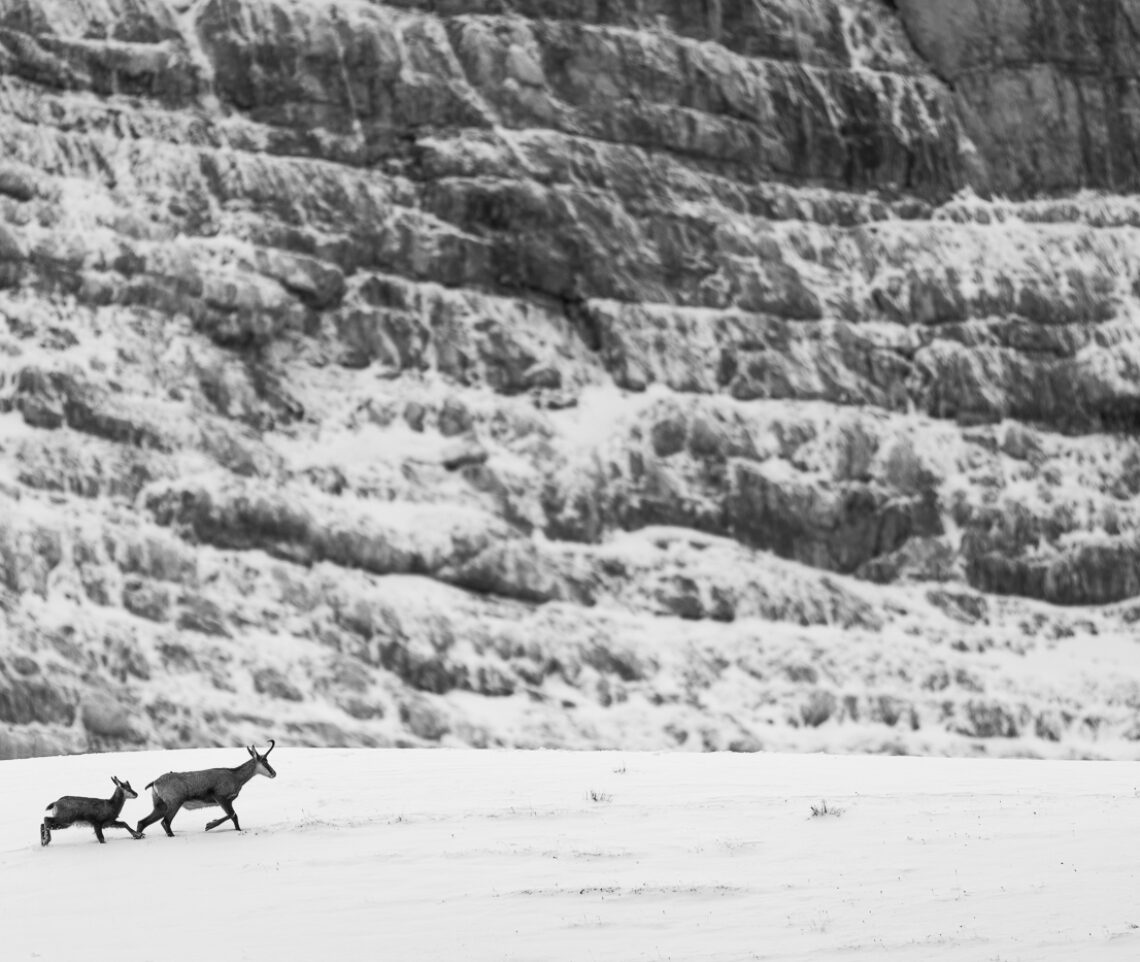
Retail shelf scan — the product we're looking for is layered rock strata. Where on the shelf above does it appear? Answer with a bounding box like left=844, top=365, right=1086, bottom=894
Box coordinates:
left=2, top=0, right=1140, bottom=759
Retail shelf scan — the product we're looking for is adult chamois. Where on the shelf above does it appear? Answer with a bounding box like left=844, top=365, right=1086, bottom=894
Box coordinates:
left=136, top=741, right=277, bottom=837
left=41, top=776, right=142, bottom=846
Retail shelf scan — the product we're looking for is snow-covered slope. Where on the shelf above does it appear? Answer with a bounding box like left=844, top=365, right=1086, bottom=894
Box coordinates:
left=4, top=747, right=1140, bottom=961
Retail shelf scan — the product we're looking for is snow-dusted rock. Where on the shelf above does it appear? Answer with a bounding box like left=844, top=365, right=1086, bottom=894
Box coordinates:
left=3, top=0, right=1140, bottom=758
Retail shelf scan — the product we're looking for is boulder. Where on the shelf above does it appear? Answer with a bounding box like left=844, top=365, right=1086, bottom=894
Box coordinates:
left=80, top=692, right=136, bottom=739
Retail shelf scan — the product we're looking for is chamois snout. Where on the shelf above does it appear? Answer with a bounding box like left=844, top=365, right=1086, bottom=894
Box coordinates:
left=113, top=777, right=139, bottom=800
left=253, top=741, right=277, bottom=779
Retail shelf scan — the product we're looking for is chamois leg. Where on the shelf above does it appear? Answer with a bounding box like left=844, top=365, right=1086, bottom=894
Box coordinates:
left=107, top=820, right=143, bottom=840
left=42, top=816, right=63, bottom=847
left=205, top=800, right=239, bottom=832
left=136, top=804, right=166, bottom=837
left=160, top=802, right=183, bottom=837
left=93, top=824, right=106, bottom=844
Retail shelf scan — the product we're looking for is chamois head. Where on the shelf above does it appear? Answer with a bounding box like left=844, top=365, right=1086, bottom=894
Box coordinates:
left=247, top=740, right=277, bottom=779
left=112, top=776, right=138, bottom=799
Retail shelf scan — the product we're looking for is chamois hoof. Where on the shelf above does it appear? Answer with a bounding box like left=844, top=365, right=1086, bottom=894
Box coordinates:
left=40, top=826, right=50, bottom=847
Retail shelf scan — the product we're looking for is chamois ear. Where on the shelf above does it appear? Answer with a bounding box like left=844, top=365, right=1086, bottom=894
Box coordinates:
left=112, top=776, right=120, bottom=787
left=247, top=746, right=256, bottom=758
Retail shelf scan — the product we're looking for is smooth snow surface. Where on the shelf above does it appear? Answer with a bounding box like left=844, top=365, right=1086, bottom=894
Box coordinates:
left=3, top=748, right=1140, bottom=961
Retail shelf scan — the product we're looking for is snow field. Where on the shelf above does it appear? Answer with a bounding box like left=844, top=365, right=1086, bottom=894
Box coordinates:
left=2, top=748, right=1139, bottom=961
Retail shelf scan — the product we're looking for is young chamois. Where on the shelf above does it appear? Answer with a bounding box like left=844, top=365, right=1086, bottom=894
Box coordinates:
left=41, top=776, right=142, bottom=846
left=136, top=740, right=277, bottom=837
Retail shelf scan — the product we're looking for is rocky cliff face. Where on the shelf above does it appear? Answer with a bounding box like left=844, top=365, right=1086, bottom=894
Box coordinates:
left=3, top=0, right=1140, bottom=760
